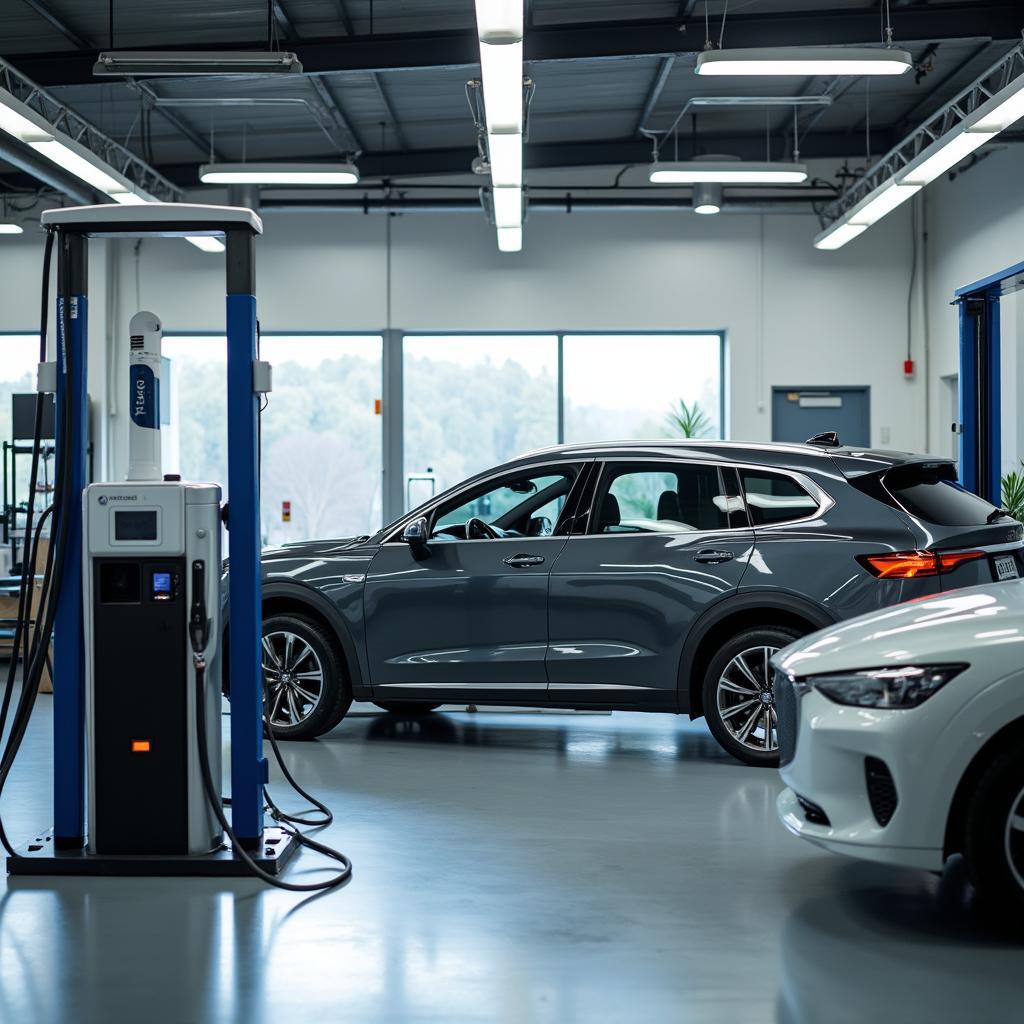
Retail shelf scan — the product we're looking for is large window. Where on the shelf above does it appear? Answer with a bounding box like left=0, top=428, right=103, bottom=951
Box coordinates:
left=563, top=333, right=723, bottom=444
left=162, top=334, right=382, bottom=547
left=403, top=332, right=724, bottom=512
left=403, top=335, right=559, bottom=504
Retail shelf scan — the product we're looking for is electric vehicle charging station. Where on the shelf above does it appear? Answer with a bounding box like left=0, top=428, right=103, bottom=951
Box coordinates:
left=2, top=203, right=306, bottom=877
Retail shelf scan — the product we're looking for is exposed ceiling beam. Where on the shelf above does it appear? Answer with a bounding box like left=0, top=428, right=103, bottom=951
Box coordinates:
left=154, top=128, right=896, bottom=185
left=273, top=1, right=297, bottom=41
left=18, top=0, right=91, bottom=50
left=636, top=56, right=675, bottom=136
left=333, top=0, right=355, bottom=36
left=130, top=79, right=222, bottom=160
left=308, top=74, right=364, bottom=153
left=676, top=0, right=700, bottom=18
left=6, top=4, right=1019, bottom=86
left=370, top=75, right=407, bottom=151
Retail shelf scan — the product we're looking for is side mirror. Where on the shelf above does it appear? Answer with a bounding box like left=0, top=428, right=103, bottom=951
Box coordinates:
left=402, top=516, right=430, bottom=558
left=527, top=515, right=552, bottom=537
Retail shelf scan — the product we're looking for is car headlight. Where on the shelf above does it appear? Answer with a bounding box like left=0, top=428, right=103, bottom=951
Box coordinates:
left=810, top=664, right=967, bottom=709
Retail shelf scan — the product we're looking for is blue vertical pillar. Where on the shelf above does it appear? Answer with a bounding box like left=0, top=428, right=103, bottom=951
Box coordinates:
left=957, top=290, right=1002, bottom=504
left=958, top=297, right=978, bottom=494
left=53, top=232, right=87, bottom=848
left=985, top=290, right=1002, bottom=506
left=225, top=228, right=266, bottom=844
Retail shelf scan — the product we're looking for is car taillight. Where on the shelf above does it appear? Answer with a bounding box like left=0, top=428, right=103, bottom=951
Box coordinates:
left=857, top=549, right=986, bottom=579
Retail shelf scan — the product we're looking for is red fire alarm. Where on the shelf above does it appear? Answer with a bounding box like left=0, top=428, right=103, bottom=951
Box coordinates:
left=282, top=500, right=291, bottom=523
left=903, top=359, right=915, bottom=377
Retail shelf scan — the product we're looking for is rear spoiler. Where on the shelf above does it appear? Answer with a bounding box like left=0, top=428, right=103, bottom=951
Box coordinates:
left=827, top=449, right=958, bottom=480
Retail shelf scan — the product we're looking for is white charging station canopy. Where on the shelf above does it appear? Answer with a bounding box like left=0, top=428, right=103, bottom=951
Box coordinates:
left=41, top=202, right=263, bottom=237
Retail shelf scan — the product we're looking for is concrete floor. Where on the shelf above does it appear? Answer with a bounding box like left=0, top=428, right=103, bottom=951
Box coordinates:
left=0, top=698, right=1021, bottom=1024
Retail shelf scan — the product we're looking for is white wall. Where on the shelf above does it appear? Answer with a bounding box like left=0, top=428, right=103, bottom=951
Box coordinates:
left=0, top=199, right=923, bottom=481
left=924, top=144, right=1024, bottom=455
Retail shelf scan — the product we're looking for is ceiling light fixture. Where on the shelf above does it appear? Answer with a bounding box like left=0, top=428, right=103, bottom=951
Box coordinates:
left=692, top=183, right=721, bottom=215
left=696, top=47, right=912, bottom=77
left=897, top=130, right=995, bottom=187
left=474, top=0, right=525, bottom=253
left=813, top=223, right=867, bottom=251
left=496, top=226, right=522, bottom=252
left=0, top=223, right=24, bottom=234
left=650, top=161, right=808, bottom=184
left=199, top=162, right=359, bottom=185
left=93, top=51, right=303, bottom=77
left=966, top=75, right=1024, bottom=132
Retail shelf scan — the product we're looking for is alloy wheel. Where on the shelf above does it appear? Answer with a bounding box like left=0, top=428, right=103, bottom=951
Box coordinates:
left=261, top=630, right=325, bottom=729
left=716, top=645, right=780, bottom=754
left=1005, top=783, right=1024, bottom=893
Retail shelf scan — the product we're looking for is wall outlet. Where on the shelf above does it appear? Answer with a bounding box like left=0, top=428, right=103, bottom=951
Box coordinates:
left=880, top=426, right=891, bottom=445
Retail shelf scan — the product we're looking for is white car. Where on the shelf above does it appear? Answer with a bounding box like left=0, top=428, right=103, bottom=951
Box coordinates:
left=774, top=580, right=1024, bottom=911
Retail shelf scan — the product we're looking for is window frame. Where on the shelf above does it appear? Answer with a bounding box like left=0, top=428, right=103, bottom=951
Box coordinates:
left=736, top=466, right=834, bottom=529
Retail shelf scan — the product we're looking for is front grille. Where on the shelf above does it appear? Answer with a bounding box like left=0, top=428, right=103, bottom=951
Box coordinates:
left=775, top=669, right=799, bottom=766
left=795, top=793, right=831, bottom=826
left=865, top=756, right=898, bottom=826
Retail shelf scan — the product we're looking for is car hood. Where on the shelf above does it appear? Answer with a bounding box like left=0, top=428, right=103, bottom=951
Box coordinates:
left=774, top=580, right=1024, bottom=678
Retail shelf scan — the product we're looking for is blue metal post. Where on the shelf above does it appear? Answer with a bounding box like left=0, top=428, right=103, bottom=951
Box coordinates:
left=985, top=290, right=1002, bottom=506
left=226, top=230, right=266, bottom=843
left=958, top=297, right=978, bottom=494
left=53, top=233, right=88, bottom=847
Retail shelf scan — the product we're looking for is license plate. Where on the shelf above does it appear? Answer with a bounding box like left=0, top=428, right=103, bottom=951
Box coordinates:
left=994, top=555, right=1020, bottom=581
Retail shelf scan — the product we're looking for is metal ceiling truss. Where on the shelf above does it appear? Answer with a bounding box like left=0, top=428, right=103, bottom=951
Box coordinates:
left=7, top=3, right=1020, bottom=87
left=820, top=43, right=1024, bottom=228
left=0, top=57, right=182, bottom=201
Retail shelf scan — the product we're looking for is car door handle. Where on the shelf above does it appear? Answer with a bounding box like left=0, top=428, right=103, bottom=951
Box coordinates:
left=694, top=549, right=734, bottom=565
left=504, top=553, right=545, bottom=568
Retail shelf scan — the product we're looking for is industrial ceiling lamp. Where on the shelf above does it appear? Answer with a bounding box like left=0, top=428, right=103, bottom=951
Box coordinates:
left=199, top=162, right=360, bottom=185
left=93, top=51, right=303, bottom=76
left=696, top=47, right=911, bottom=77
left=650, top=160, right=807, bottom=184
left=692, top=182, right=721, bottom=214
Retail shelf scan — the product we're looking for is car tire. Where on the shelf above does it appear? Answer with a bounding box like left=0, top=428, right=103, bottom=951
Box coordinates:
left=702, top=625, right=801, bottom=768
left=261, top=612, right=351, bottom=741
left=373, top=701, right=442, bottom=716
left=964, top=746, right=1024, bottom=914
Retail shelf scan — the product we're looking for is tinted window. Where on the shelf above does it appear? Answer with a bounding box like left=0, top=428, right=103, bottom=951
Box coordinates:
left=885, top=463, right=998, bottom=526
left=740, top=470, right=819, bottom=526
left=433, top=469, right=575, bottom=538
left=591, top=463, right=742, bottom=534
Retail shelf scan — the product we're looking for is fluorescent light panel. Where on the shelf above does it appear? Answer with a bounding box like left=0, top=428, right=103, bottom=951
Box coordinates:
left=487, top=132, right=522, bottom=187
left=0, top=223, right=24, bottom=234
left=94, top=50, right=302, bottom=76
left=848, top=181, right=921, bottom=226
left=967, top=77, right=1024, bottom=133
left=474, top=0, right=522, bottom=43
left=199, top=162, right=359, bottom=185
left=185, top=235, right=226, bottom=253
left=496, top=226, right=522, bottom=252
left=813, top=222, right=867, bottom=251
left=650, top=161, right=807, bottom=184
left=492, top=186, right=522, bottom=228
left=696, top=47, right=912, bottom=77
left=29, top=138, right=132, bottom=195
left=898, top=130, right=994, bottom=186
left=479, top=41, right=523, bottom=133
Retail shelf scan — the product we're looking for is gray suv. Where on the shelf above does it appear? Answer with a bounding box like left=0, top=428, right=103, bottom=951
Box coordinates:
left=253, top=439, right=1023, bottom=766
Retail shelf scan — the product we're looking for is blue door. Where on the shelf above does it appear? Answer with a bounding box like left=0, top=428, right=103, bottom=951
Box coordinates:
left=772, top=387, right=870, bottom=447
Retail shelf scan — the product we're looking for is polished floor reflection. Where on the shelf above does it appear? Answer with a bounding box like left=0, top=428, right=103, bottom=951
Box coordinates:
left=0, top=699, right=1019, bottom=1023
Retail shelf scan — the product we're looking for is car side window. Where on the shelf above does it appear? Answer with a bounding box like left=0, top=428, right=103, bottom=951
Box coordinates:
left=589, top=463, right=740, bottom=535
left=739, top=469, right=819, bottom=526
left=431, top=468, right=577, bottom=540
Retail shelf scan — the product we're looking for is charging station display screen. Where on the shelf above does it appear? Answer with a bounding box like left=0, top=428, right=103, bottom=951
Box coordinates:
left=114, top=509, right=158, bottom=541
left=151, top=572, right=172, bottom=600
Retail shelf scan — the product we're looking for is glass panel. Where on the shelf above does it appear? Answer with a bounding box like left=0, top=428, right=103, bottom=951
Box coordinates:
left=593, top=462, right=736, bottom=534
left=563, top=334, right=722, bottom=443
left=432, top=468, right=574, bottom=540
left=885, top=463, right=997, bottom=526
left=403, top=335, right=558, bottom=508
left=162, top=335, right=382, bottom=548
left=739, top=470, right=818, bottom=526
left=1000, top=290, right=1024, bottom=511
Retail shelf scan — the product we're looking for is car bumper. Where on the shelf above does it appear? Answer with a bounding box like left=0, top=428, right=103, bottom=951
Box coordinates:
left=776, top=688, right=946, bottom=872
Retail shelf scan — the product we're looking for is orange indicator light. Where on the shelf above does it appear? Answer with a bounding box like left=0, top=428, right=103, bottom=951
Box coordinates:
left=131, top=740, right=151, bottom=753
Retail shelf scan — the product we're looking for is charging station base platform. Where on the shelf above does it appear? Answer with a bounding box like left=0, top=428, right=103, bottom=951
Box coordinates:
left=6, top=826, right=299, bottom=877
